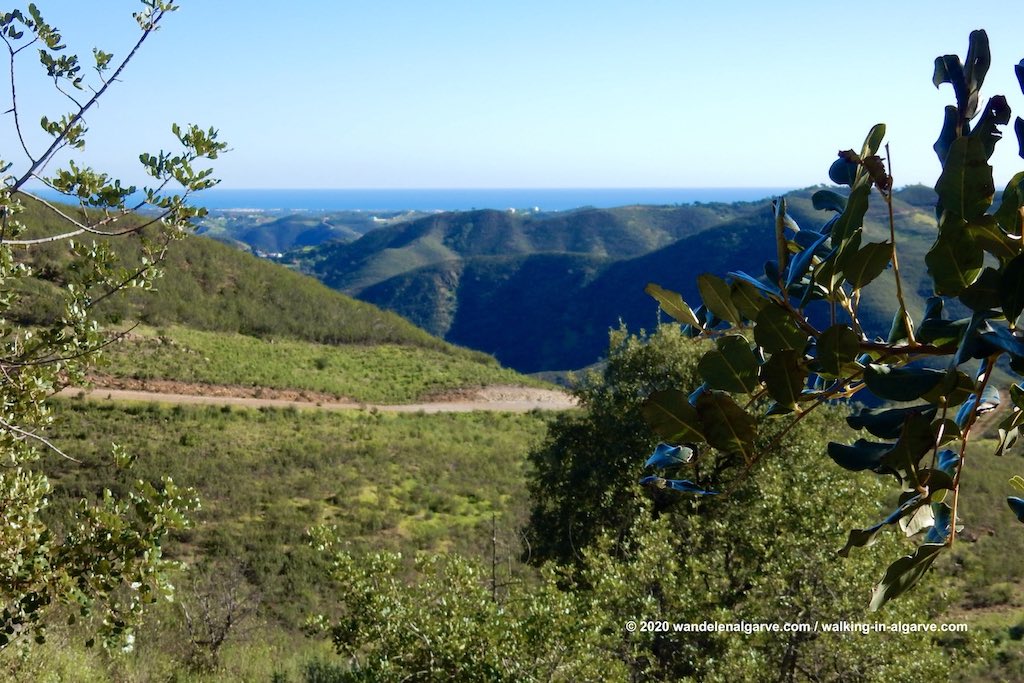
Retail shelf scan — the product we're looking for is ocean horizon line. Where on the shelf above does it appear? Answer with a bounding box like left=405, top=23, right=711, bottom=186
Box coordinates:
left=28, top=186, right=798, bottom=212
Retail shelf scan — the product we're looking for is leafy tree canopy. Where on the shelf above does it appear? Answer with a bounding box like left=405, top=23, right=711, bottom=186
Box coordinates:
left=0, top=1, right=223, bottom=649
left=640, top=30, right=1024, bottom=610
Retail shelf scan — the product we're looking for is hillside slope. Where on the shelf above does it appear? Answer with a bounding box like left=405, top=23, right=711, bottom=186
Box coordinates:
left=289, top=203, right=755, bottom=294
left=14, top=195, right=458, bottom=352
left=316, top=187, right=941, bottom=372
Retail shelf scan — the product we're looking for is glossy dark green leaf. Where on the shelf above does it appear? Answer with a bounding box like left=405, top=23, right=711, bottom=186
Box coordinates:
left=1017, top=59, right=1024, bottom=95
left=1008, top=497, right=1024, bottom=523
left=642, top=389, right=706, bottom=444
left=963, top=29, right=991, bottom=104
left=843, top=240, right=892, bottom=289
left=846, top=405, right=938, bottom=440
left=812, top=189, right=847, bottom=213
left=916, top=318, right=966, bottom=347
left=869, top=543, right=945, bottom=612
left=937, top=449, right=960, bottom=476
left=762, top=350, right=803, bottom=411
left=785, top=231, right=830, bottom=289
left=698, top=335, right=760, bottom=394
left=817, top=325, right=860, bottom=378
left=829, top=155, right=858, bottom=186
left=935, top=136, right=994, bottom=221
left=754, top=304, right=807, bottom=353
left=861, top=123, right=886, bottom=159
left=695, top=391, right=757, bottom=464
left=728, top=270, right=781, bottom=298
left=645, top=283, right=701, bottom=328
left=730, top=279, right=766, bottom=320
left=827, top=439, right=891, bottom=473
left=958, top=267, right=1002, bottom=312
left=953, top=312, right=994, bottom=367
left=970, top=95, right=1010, bottom=159
left=922, top=369, right=974, bottom=407
left=1017, top=117, right=1024, bottom=160
left=1001, top=253, right=1024, bottom=327
left=839, top=493, right=927, bottom=557
left=966, top=216, right=1017, bottom=265
left=881, top=413, right=937, bottom=484
left=993, top=171, right=1024, bottom=236
left=934, top=105, right=959, bottom=165
left=697, top=273, right=741, bottom=326
left=886, top=306, right=914, bottom=345
left=925, top=219, right=984, bottom=295
left=923, top=503, right=953, bottom=544
left=863, top=364, right=945, bottom=402
left=830, top=184, right=870, bottom=245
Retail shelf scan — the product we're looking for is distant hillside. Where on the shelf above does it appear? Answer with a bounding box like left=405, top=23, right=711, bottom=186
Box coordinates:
left=287, top=203, right=755, bottom=294
left=13, top=195, right=458, bottom=353
left=287, top=186, right=942, bottom=372
left=196, top=209, right=426, bottom=254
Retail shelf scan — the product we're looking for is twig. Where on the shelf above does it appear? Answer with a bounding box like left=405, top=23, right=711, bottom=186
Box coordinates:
left=884, top=143, right=916, bottom=345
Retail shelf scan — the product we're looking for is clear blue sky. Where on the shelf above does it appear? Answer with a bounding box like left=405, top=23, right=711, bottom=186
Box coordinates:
left=5, top=1, right=1024, bottom=189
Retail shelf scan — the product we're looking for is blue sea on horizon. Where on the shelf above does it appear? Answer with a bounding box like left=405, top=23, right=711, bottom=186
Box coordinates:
left=170, top=187, right=791, bottom=212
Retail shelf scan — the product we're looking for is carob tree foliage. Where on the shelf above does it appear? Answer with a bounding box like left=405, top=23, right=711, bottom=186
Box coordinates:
left=640, top=30, right=1024, bottom=611
left=0, top=2, right=223, bottom=649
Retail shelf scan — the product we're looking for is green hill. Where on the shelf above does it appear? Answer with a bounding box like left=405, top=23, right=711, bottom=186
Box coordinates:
left=297, top=187, right=942, bottom=372
left=12, top=194, right=550, bottom=400
left=287, top=203, right=752, bottom=294
left=196, top=209, right=425, bottom=254
left=15, top=195, right=456, bottom=351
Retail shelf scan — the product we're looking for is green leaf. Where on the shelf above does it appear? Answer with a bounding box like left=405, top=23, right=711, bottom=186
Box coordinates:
left=958, top=267, right=1002, bottom=312
left=860, top=123, right=886, bottom=159
left=843, top=241, right=892, bottom=289
left=642, top=389, right=706, bottom=444
left=729, top=279, right=766, bottom=321
left=870, top=544, right=945, bottom=611
left=1001, top=253, right=1024, bottom=327
left=761, top=350, right=803, bottom=412
left=964, top=29, right=991, bottom=105
left=697, top=274, right=741, bottom=326
left=827, top=439, right=891, bottom=473
left=925, top=219, right=984, bottom=295
left=935, top=135, right=994, bottom=221
left=1008, top=497, right=1024, bottom=523
left=846, top=405, right=938, bottom=440
left=645, top=283, right=701, bottom=328
left=970, top=95, right=1010, bottom=160
left=830, top=184, right=870, bottom=245
left=863, top=364, right=945, bottom=402
left=922, top=369, right=974, bottom=407
left=695, top=391, right=757, bottom=464
left=934, top=105, right=959, bottom=165
left=811, top=189, right=847, bottom=213
left=967, top=216, right=1018, bottom=265
left=993, top=171, right=1024, bottom=237
left=754, top=304, right=807, bottom=353
left=817, top=325, right=860, bottom=378
left=881, top=413, right=938, bottom=485
left=840, top=493, right=927, bottom=558
left=697, top=335, right=760, bottom=394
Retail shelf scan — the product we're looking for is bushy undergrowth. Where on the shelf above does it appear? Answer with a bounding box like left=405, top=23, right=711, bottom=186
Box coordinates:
left=97, top=325, right=542, bottom=403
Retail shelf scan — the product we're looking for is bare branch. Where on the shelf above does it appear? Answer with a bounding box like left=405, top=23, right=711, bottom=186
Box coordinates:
left=10, top=8, right=172, bottom=193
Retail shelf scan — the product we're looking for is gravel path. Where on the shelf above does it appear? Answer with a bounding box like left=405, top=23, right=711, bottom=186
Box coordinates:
left=56, top=384, right=578, bottom=413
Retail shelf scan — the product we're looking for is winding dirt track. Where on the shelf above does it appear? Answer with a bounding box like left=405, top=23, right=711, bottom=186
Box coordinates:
left=56, top=384, right=578, bottom=413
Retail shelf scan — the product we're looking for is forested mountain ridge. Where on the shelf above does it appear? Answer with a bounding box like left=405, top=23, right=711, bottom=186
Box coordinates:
left=285, top=186, right=939, bottom=372
left=285, top=202, right=756, bottom=294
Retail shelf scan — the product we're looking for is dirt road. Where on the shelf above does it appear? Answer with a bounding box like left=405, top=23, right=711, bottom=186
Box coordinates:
left=56, top=384, right=578, bottom=413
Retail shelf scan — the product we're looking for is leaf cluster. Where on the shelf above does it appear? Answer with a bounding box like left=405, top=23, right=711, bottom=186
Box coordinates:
left=640, top=30, right=1024, bottom=610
